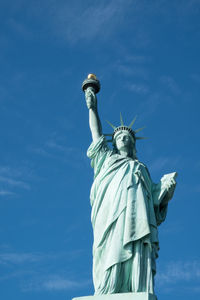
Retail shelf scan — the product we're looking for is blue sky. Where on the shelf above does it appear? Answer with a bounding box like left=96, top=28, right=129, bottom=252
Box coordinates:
left=0, top=0, right=200, bottom=299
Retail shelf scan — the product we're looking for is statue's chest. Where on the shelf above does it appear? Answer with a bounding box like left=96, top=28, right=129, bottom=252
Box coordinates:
left=101, top=155, right=142, bottom=187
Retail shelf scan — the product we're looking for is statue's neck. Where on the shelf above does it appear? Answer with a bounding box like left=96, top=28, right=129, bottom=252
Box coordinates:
left=119, top=150, right=131, bottom=158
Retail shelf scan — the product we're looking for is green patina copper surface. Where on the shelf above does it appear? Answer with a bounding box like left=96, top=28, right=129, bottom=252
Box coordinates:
left=82, top=75, right=177, bottom=297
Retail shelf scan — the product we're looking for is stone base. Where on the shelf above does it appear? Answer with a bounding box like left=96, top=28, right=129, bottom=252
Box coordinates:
left=73, top=292, right=156, bottom=300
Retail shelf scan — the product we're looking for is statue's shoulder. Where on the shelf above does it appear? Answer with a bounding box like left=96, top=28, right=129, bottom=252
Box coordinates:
left=137, top=160, right=151, bottom=177
left=136, top=160, right=147, bottom=169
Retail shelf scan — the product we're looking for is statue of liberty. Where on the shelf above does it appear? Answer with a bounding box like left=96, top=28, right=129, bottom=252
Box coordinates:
left=82, top=74, right=177, bottom=298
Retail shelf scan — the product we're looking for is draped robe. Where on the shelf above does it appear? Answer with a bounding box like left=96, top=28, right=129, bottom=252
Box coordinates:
left=87, top=136, right=173, bottom=295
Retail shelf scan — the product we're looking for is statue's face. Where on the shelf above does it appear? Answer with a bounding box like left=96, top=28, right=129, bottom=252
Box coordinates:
left=115, top=131, right=134, bottom=152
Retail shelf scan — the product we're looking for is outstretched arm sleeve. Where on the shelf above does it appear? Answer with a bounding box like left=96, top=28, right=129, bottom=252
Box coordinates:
left=87, top=135, right=111, bottom=178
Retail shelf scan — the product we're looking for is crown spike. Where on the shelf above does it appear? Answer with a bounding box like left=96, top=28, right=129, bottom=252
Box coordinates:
left=120, top=112, right=124, bottom=126
left=106, top=120, right=116, bottom=130
left=134, top=126, right=146, bottom=133
left=128, top=116, right=137, bottom=128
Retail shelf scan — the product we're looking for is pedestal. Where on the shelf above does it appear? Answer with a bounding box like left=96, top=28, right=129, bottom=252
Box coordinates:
left=73, top=292, right=156, bottom=300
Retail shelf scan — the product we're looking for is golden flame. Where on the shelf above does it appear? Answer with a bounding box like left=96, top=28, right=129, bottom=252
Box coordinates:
left=87, top=74, right=97, bottom=80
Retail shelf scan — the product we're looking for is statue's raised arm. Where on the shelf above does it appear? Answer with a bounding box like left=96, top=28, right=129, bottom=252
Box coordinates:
left=82, top=74, right=102, bottom=143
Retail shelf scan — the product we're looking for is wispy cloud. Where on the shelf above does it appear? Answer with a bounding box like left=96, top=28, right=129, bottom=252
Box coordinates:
left=46, top=140, right=68, bottom=152
left=1, top=0, right=130, bottom=45
left=116, top=63, right=149, bottom=80
left=160, top=76, right=181, bottom=95
left=149, top=157, right=171, bottom=173
left=0, top=248, right=84, bottom=267
left=157, top=260, right=200, bottom=286
left=22, top=276, right=91, bottom=292
left=149, top=156, right=180, bottom=174
left=31, top=147, right=53, bottom=157
left=46, top=139, right=83, bottom=157
left=127, top=83, right=149, bottom=95
left=0, top=176, right=30, bottom=190
left=0, top=252, right=42, bottom=265
left=31, top=137, right=85, bottom=168
left=4, top=0, right=156, bottom=47
left=0, top=165, right=32, bottom=197
left=42, top=278, right=81, bottom=291
left=0, top=248, right=90, bottom=292
left=44, top=0, right=132, bottom=43
left=0, top=166, right=21, bottom=177
left=45, top=0, right=200, bottom=45
left=3, top=0, right=200, bottom=47
left=0, top=189, right=15, bottom=196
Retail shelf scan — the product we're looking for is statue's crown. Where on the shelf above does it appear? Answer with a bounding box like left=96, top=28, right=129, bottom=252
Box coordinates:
left=105, top=114, right=146, bottom=142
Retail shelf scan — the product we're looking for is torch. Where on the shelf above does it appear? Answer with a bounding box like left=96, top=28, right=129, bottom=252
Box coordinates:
left=82, top=74, right=101, bottom=94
